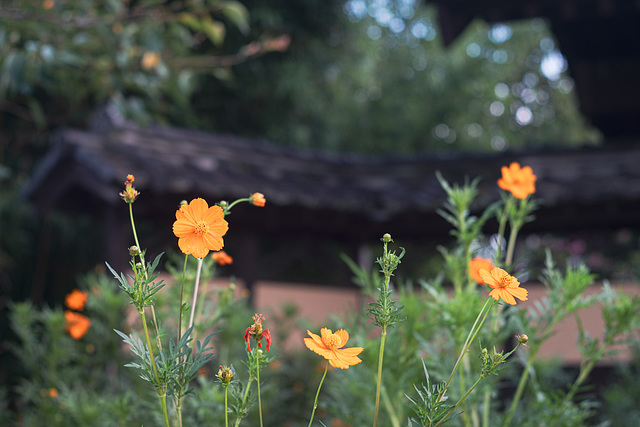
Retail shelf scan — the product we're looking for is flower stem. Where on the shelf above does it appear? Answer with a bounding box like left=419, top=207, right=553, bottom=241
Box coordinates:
left=224, top=386, right=229, bottom=427
left=438, top=298, right=495, bottom=402
left=308, top=361, right=329, bottom=427
left=178, top=254, right=188, bottom=343
left=373, top=326, right=387, bottom=427
left=187, top=257, right=204, bottom=332
left=256, top=352, right=264, bottom=427
left=158, top=390, right=171, bottom=427
left=233, top=377, right=254, bottom=427
left=140, top=309, right=170, bottom=427
left=129, top=203, right=162, bottom=350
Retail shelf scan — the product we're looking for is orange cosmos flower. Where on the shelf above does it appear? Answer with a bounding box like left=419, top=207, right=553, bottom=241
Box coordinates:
left=65, top=311, right=91, bottom=339
left=469, top=257, right=494, bottom=284
left=479, top=267, right=528, bottom=305
left=498, top=162, right=536, bottom=199
left=304, top=328, right=363, bottom=369
left=172, top=198, right=229, bottom=259
left=250, top=192, right=266, bottom=207
left=212, top=250, right=233, bottom=266
left=65, top=289, right=88, bottom=311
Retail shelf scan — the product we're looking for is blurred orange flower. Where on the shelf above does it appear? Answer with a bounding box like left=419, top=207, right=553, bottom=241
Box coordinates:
left=212, top=250, right=233, bottom=266
left=172, top=198, right=229, bottom=259
left=304, top=328, right=363, bottom=369
left=469, top=257, right=493, bottom=284
left=479, top=267, right=528, bottom=305
left=141, top=52, right=162, bottom=70
left=65, top=311, right=91, bottom=339
left=498, top=162, right=536, bottom=199
left=65, top=289, right=88, bottom=311
left=250, top=192, right=266, bottom=207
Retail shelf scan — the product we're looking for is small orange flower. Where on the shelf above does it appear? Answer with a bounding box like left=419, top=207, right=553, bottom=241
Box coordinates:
left=141, top=52, right=162, bottom=70
left=65, top=311, right=91, bottom=339
left=119, top=174, right=140, bottom=203
left=65, top=289, right=88, bottom=311
left=48, top=388, right=58, bottom=398
left=212, top=250, right=233, bottom=266
left=304, top=328, right=363, bottom=369
left=250, top=192, right=266, bottom=207
left=469, top=257, right=493, bottom=284
left=479, top=267, right=528, bottom=305
left=498, top=162, right=536, bottom=199
left=172, top=198, right=229, bottom=259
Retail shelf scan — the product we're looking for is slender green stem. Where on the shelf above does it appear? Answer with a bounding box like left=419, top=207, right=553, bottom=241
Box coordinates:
left=187, top=257, right=204, bottom=332
left=380, top=383, right=401, bottom=427
left=482, top=382, right=491, bottom=427
left=225, top=197, right=250, bottom=212
left=373, top=327, right=387, bottom=427
left=178, top=254, right=189, bottom=343
left=141, top=309, right=170, bottom=427
left=129, top=203, right=162, bottom=349
left=256, top=353, right=263, bottom=427
left=435, top=376, right=486, bottom=427
left=438, top=298, right=495, bottom=402
left=502, top=348, right=537, bottom=426
left=140, top=310, right=159, bottom=382
left=233, top=377, right=254, bottom=427
left=224, top=386, right=229, bottom=427
left=158, top=391, right=171, bottom=427
left=504, top=224, right=520, bottom=269
left=308, top=361, right=329, bottom=427
left=495, top=198, right=511, bottom=265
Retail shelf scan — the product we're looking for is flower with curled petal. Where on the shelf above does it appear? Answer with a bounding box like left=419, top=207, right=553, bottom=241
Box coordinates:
left=304, top=328, right=363, bottom=369
left=479, top=267, right=528, bottom=305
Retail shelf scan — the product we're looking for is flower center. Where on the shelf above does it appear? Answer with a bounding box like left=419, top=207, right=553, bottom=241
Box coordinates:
left=499, top=274, right=518, bottom=288
left=194, top=220, right=210, bottom=236
left=324, top=334, right=342, bottom=350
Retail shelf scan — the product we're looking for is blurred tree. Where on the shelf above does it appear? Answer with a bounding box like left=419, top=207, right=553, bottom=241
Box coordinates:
left=0, top=0, right=289, bottom=180
left=207, top=0, right=601, bottom=153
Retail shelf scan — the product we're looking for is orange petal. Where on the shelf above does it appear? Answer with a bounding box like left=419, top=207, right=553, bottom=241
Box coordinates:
left=202, top=232, right=224, bottom=252
left=334, top=329, right=349, bottom=348
left=189, top=198, right=209, bottom=217
left=305, top=338, right=332, bottom=359
left=509, top=286, right=528, bottom=302
left=331, top=349, right=362, bottom=369
left=306, top=330, right=327, bottom=350
left=172, top=221, right=194, bottom=237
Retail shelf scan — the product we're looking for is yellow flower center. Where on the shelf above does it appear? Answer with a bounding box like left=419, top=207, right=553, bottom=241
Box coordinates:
left=499, top=273, right=518, bottom=288
left=324, top=334, right=342, bottom=350
left=194, top=220, right=210, bottom=236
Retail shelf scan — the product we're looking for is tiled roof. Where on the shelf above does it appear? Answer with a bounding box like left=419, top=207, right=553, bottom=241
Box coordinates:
left=23, top=115, right=640, bottom=235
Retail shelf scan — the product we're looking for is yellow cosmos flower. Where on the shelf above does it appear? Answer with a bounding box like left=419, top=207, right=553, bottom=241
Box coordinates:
left=304, top=328, right=363, bottom=369
left=172, top=198, right=229, bottom=259
left=479, top=267, right=528, bottom=305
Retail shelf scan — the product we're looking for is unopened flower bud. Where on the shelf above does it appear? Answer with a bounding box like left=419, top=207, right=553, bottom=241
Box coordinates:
left=382, top=233, right=392, bottom=243
left=179, top=200, right=188, bottom=206
left=128, top=246, right=140, bottom=256
left=516, top=334, right=529, bottom=345
left=216, top=365, right=235, bottom=385
left=218, top=200, right=229, bottom=209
